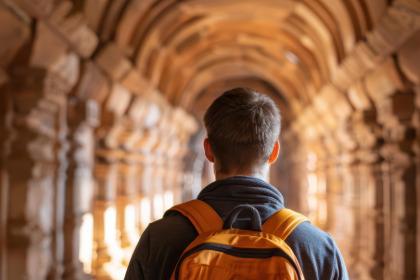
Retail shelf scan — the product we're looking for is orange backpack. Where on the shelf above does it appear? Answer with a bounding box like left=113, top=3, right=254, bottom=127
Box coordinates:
left=169, top=199, right=308, bottom=280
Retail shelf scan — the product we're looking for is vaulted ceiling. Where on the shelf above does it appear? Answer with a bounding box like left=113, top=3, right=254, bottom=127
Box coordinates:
left=88, top=0, right=389, bottom=122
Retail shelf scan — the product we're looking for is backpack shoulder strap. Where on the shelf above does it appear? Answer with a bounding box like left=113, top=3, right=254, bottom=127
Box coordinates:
left=167, top=199, right=223, bottom=234
left=262, top=208, right=309, bottom=240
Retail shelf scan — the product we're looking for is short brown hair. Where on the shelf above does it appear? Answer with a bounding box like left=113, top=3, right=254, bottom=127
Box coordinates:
left=204, top=87, right=281, bottom=172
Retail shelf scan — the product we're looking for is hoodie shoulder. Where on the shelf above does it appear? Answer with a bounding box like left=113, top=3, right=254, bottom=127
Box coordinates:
left=125, top=212, right=197, bottom=280
left=286, top=222, right=349, bottom=280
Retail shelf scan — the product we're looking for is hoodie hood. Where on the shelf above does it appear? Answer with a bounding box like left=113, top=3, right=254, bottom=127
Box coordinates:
left=197, top=176, right=285, bottom=225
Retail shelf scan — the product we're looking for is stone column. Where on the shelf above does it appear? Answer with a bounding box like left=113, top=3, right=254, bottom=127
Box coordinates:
left=349, top=156, right=381, bottom=280
left=378, top=90, right=417, bottom=280
left=280, top=133, right=309, bottom=213
left=382, top=147, right=417, bottom=280
left=47, top=73, right=72, bottom=280
left=150, top=155, right=165, bottom=220
left=325, top=163, right=353, bottom=256
left=415, top=87, right=420, bottom=280
left=62, top=100, right=98, bottom=279
left=158, top=133, right=183, bottom=209
left=172, top=135, right=194, bottom=205
left=180, top=136, right=206, bottom=201
left=298, top=141, right=330, bottom=231
left=166, top=157, right=184, bottom=206
left=0, top=73, right=10, bottom=280
left=116, top=160, right=139, bottom=256
left=5, top=68, right=56, bottom=280
left=134, top=155, right=149, bottom=233
left=140, top=153, right=154, bottom=221
left=330, top=160, right=356, bottom=273
left=92, top=159, right=118, bottom=280
left=398, top=33, right=420, bottom=280
left=135, top=128, right=161, bottom=221
left=332, top=150, right=387, bottom=280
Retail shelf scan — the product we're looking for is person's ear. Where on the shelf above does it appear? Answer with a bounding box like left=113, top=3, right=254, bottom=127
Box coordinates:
left=204, top=138, right=215, bottom=162
left=268, top=140, right=280, bottom=164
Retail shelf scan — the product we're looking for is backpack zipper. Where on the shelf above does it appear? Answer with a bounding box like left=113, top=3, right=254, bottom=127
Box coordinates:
left=174, top=243, right=302, bottom=280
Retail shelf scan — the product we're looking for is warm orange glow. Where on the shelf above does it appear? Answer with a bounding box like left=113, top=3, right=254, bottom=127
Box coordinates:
left=104, top=207, right=117, bottom=246
left=103, top=206, right=126, bottom=280
left=307, top=173, right=319, bottom=221
left=124, top=204, right=140, bottom=245
left=163, top=190, right=174, bottom=210
left=140, top=198, right=151, bottom=230
left=306, top=153, right=327, bottom=228
left=153, top=194, right=164, bottom=220
left=79, top=213, right=93, bottom=274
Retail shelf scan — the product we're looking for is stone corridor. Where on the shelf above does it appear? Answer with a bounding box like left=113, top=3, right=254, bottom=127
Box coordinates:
left=0, top=0, right=419, bottom=279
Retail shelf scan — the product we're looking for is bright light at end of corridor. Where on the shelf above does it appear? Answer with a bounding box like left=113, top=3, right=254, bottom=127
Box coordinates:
left=79, top=213, right=93, bottom=274
left=164, top=190, right=174, bottom=210
left=140, top=198, right=151, bottom=230
left=153, top=194, right=164, bottom=219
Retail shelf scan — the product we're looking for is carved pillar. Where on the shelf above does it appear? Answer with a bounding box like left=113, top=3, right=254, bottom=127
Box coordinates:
left=180, top=129, right=206, bottom=201
left=415, top=87, right=420, bottom=280
left=344, top=161, right=360, bottom=277
left=135, top=128, right=161, bottom=221
left=382, top=146, right=416, bottom=280
left=378, top=90, right=417, bottom=280
left=166, top=157, right=183, bottom=206
left=0, top=73, right=10, bottom=280
left=398, top=32, right=420, bottom=279
left=151, top=155, right=165, bottom=220
left=348, top=104, right=387, bottom=280
left=279, top=130, right=309, bottom=213
left=116, top=162, right=129, bottom=250
left=92, top=159, right=118, bottom=280
left=116, top=159, right=139, bottom=256
left=340, top=152, right=387, bottom=280
left=5, top=68, right=56, bottom=280
left=320, top=142, right=350, bottom=278
left=343, top=146, right=385, bottom=280
left=134, top=155, right=149, bottom=233
left=159, top=132, right=182, bottom=209
left=158, top=136, right=174, bottom=210
left=300, top=141, right=330, bottom=231
left=325, top=161, right=343, bottom=238
left=172, top=135, right=193, bottom=205
left=49, top=106, right=66, bottom=280
left=348, top=160, right=362, bottom=279
left=348, top=156, right=381, bottom=280
left=140, top=153, right=154, bottom=220
left=46, top=69, right=78, bottom=280
left=63, top=100, right=98, bottom=279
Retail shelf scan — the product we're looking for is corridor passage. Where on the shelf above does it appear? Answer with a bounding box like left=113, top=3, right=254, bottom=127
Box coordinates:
left=0, top=0, right=419, bottom=279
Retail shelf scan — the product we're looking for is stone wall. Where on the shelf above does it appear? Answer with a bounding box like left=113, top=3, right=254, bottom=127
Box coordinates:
left=0, top=1, right=197, bottom=279
left=280, top=9, right=420, bottom=279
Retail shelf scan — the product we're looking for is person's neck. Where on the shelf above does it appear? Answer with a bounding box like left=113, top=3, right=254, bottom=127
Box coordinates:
left=214, top=165, right=270, bottom=182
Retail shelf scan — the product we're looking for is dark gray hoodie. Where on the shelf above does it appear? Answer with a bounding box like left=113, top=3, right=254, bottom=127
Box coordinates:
left=124, top=176, right=349, bottom=280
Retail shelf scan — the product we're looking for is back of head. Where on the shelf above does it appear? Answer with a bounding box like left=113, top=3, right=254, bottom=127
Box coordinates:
left=204, top=87, right=281, bottom=173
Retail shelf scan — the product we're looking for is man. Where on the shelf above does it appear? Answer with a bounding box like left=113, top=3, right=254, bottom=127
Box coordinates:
left=125, top=87, right=349, bottom=280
